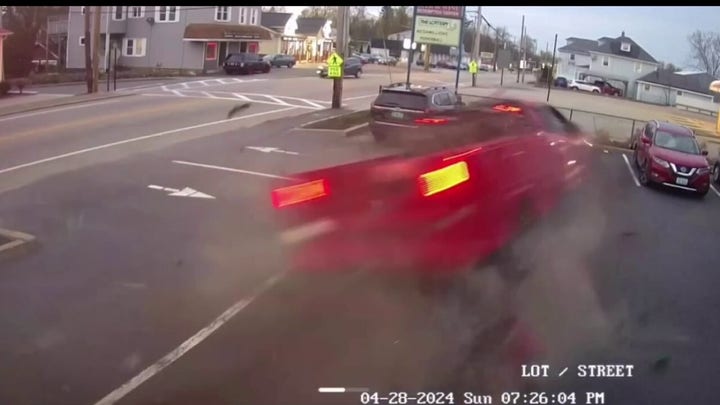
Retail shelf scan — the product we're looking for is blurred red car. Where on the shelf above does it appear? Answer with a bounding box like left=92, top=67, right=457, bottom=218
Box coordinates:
left=270, top=98, right=592, bottom=274
left=632, top=120, right=711, bottom=197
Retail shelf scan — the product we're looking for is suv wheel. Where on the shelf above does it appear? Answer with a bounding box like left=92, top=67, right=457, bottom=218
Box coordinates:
left=355, top=69, right=362, bottom=78
left=570, top=86, right=578, bottom=91
left=713, top=163, right=720, bottom=185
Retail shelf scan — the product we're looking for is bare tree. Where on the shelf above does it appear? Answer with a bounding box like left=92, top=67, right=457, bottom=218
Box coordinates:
left=688, top=30, right=720, bottom=78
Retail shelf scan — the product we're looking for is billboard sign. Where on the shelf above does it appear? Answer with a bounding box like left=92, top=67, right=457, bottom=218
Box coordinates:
left=413, top=15, right=462, bottom=47
left=416, top=6, right=463, bottom=20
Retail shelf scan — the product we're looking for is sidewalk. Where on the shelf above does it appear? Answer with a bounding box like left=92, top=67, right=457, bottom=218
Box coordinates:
left=0, top=92, right=134, bottom=118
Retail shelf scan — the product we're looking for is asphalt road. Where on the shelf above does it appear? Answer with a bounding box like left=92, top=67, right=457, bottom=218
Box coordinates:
left=1, top=64, right=719, bottom=405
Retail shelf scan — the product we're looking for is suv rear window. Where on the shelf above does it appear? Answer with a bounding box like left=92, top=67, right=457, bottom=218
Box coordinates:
left=374, top=90, right=428, bottom=111
left=226, top=53, right=257, bottom=62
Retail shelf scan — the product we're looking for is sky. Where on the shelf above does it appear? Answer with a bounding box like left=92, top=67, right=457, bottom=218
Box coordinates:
left=285, top=6, right=720, bottom=70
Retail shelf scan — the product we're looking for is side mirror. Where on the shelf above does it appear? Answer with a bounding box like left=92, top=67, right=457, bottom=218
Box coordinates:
left=702, top=150, right=709, bottom=156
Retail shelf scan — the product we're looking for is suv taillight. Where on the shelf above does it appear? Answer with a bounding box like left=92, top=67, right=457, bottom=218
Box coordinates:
left=415, top=117, right=449, bottom=125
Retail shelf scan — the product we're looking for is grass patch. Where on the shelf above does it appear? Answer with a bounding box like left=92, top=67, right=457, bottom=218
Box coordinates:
left=304, top=110, right=371, bottom=130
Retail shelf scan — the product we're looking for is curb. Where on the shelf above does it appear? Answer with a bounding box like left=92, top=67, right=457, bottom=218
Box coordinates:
left=0, top=92, right=135, bottom=118
left=28, top=76, right=190, bottom=88
left=344, top=122, right=369, bottom=137
left=0, top=228, right=36, bottom=259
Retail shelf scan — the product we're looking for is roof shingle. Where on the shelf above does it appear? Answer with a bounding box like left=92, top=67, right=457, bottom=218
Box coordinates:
left=295, top=17, right=326, bottom=36
left=558, top=33, right=657, bottom=63
left=637, top=70, right=718, bottom=95
left=261, top=12, right=291, bottom=31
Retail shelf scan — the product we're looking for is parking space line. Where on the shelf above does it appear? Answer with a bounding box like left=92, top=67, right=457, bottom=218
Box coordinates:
left=93, top=273, right=284, bottom=405
left=172, top=160, right=295, bottom=180
left=343, top=94, right=376, bottom=101
left=621, top=154, right=641, bottom=187
left=0, top=98, right=127, bottom=123
left=711, top=185, right=720, bottom=198
left=0, top=106, right=297, bottom=176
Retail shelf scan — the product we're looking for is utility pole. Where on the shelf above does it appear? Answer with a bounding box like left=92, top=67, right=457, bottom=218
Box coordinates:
left=45, top=15, right=50, bottom=71
left=521, top=25, right=527, bottom=83
left=405, top=6, right=417, bottom=88
left=104, top=6, right=111, bottom=72
left=331, top=6, right=347, bottom=109
left=516, top=14, right=524, bottom=83
left=84, top=7, right=93, bottom=93
left=92, top=5, right=101, bottom=93
left=547, top=33, right=557, bottom=102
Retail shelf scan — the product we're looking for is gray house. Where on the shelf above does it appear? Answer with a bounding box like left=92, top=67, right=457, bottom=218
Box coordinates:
left=636, top=70, right=719, bottom=114
left=66, top=6, right=280, bottom=72
left=556, top=32, right=660, bottom=98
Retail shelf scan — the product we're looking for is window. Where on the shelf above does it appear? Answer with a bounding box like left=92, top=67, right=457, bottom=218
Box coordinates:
left=112, top=6, right=125, bottom=21
left=634, top=62, right=642, bottom=73
left=250, top=8, right=259, bottom=25
left=432, top=92, right=452, bottom=106
left=79, top=36, right=86, bottom=46
left=620, top=42, right=631, bottom=52
left=123, top=38, right=146, bottom=57
left=569, top=53, right=575, bottom=61
left=206, top=42, right=218, bottom=60
left=602, top=56, right=609, bottom=66
left=215, top=6, right=230, bottom=22
left=156, top=6, right=179, bottom=22
left=80, top=6, right=86, bottom=15
left=644, top=122, right=654, bottom=139
left=677, top=90, right=683, bottom=96
left=239, top=7, right=247, bottom=24
left=644, top=84, right=650, bottom=91
left=130, top=7, right=145, bottom=18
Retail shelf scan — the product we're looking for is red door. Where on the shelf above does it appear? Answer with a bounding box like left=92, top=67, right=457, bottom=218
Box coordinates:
left=247, top=41, right=258, bottom=53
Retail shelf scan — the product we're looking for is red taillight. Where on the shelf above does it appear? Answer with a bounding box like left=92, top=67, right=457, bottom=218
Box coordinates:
left=492, top=104, right=523, bottom=113
left=271, top=179, right=329, bottom=208
left=415, top=117, right=449, bottom=125
left=418, top=161, right=470, bottom=197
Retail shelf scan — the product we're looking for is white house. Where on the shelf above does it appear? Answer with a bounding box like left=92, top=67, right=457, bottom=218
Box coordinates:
left=557, top=32, right=660, bottom=99
left=636, top=70, right=718, bottom=115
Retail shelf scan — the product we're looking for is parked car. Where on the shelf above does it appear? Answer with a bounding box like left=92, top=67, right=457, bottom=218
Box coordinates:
left=568, top=79, right=602, bottom=94
left=270, top=95, right=590, bottom=275
left=366, top=54, right=380, bottom=64
left=554, top=76, right=568, bottom=88
left=479, top=64, right=491, bottom=71
left=377, top=56, right=398, bottom=66
left=223, top=53, right=271, bottom=75
left=316, top=56, right=363, bottom=78
left=631, top=120, right=710, bottom=197
left=416, top=59, right=437, bottom=68
left=592, top=80, right=622, bottom=96
left=264, top=54, right=296, bottom=68
left=352, top=53, right=370, bottom=64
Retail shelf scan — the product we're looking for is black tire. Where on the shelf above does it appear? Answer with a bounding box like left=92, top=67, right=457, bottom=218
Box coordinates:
left=355, top=69, right=362, bottom=78
left=263, top=65, right=271, bottom=73
left=713, top=163, right=720, bottom=185
left=592, top=89, right=600, bottom=94
left=288, top=62, right=295, bottom=68
left=638, top=162, right=650, bottom=186
left=570, top=87, right=578, bottom=91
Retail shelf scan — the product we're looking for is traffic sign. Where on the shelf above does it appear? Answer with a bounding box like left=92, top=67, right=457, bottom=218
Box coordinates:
left=469, top=60, right=478, bottom=74
left=327, top=52, right=343, bottom=78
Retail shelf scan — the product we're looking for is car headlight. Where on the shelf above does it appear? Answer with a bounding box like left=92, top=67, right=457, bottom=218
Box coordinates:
left=697, top=166, right=711, bottom=175
left=652, top=156, right=670, bottom=168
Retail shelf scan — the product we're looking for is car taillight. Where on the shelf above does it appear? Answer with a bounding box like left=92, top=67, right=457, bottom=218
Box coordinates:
left=271, top=179, right=329, bottom=208
left=415, top=117, right=449, bottom=125
left=418, top=161, right=470, bottom=197
left=492, top=104, right=523, bottom=113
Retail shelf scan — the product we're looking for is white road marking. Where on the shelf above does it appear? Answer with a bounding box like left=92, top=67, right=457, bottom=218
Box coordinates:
left=171, top=90, right=185, bottom=97
left=201, top=91, right=218, bottom=99
left=0, top=98, right=126, bottom=123
left=147, top=184, right=215, bottom=199
left=246, top=146, right=299, bottom=155
left=143, top=91, right=321, bottom=110
left=302, top=99, right=327, bottom=109
left=622, top=154, right=641, bottom=187
left=93, top=273, right=284, bottom=405
left=172, top=160, right=295, bottom=180
left=232, top=92, right=251, bottom=101
left=263, top=95, right=291, bottom=105
left=146, top=184, right=165, bottom=191
left=711, top=185, right=720, bottom=198
left=0, top=106, right=297, bottom=176
left=343, top=94, right=376, bottom=101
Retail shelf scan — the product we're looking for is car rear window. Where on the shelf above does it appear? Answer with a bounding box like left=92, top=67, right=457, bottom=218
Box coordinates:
left=374, top=91, right=428, bottom=111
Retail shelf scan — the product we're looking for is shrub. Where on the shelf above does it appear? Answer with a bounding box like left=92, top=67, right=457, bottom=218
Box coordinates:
left=0, top=81, right=10, bottom=96
left=12, top=78, right=31, bottom=94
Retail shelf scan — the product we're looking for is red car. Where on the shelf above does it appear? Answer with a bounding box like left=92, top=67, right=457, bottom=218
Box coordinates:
left=270, top=98, right=592, bottom=275
left=632, top=120, right=711, bottom=197
left=593, top=80, right=623, bottom=96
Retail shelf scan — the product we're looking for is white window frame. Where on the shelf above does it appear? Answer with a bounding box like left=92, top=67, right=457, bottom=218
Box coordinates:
left=155, top=6, right=180, bottom=23
left=239, top=7, right=247, bottom=24
left=215, top=6, right=231, bottom=22
left=112, top=6, right=125, bottom=21
left=569, top=53, right=575, bottom=61
left=634, top=62, right=642, bottom=73
left=602, top=56, right=609, bottom=67
left=620, top=42, right=631, bottom=52
left=123, top=38, right=147, bottom=57
left=79, top=36, right=86, bottom=46
left=250, top=8, right=258, bottom=25
left=129, top=6, right=145, bottom=19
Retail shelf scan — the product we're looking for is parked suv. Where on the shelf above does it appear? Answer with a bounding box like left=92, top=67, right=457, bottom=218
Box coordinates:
left=369, top=83, right=470, bottom=144
left=223, top=53, right=271, bottom=75
left=265, top=54, right=296, bottom=68
left=593, top=80, right=622, bottom=96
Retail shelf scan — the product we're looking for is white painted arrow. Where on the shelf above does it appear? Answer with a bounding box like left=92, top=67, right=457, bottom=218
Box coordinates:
left=245, top=146, right=299, bottom=155
left=147, top=184, right=216, bottom=199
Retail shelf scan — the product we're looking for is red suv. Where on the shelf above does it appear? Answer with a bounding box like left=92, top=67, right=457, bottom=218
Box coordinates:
left=269, top=97, right=592, bottom=275
left=632, top=120, right=711, bottom=197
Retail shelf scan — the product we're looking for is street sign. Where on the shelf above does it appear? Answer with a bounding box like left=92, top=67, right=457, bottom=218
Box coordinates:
left=480, top=52, right=494, bottom=59
left=497, top=49, right=512, bottom=69
left=469, top=60, right=478, bottom=74
left=416, top=6, right=463, bottom=19
left=327, top=52, right=343, bottom=78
